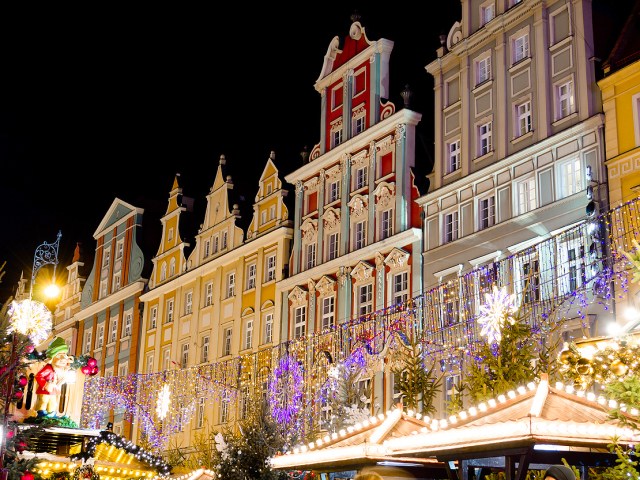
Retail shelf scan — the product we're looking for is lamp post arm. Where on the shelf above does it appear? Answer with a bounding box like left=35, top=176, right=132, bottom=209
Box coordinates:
left=29, top=230, right=62, bottom=298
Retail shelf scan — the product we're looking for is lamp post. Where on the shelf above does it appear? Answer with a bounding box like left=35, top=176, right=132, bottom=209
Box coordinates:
left=1, top=232, right=61, bottom=480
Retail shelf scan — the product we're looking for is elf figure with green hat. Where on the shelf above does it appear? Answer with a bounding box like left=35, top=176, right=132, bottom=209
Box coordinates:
left=34, top=337, right=74, bottom=416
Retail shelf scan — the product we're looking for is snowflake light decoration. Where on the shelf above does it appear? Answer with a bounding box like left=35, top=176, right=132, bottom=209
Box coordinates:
left=7, top=299, right=52, bottom=345
left=478, top=285, right=517, bottom=344
left=621, top=239, right=640, bottom=284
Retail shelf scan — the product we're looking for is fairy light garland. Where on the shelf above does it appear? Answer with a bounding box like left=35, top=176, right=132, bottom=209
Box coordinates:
left=77, top=198, right=640, bottom=450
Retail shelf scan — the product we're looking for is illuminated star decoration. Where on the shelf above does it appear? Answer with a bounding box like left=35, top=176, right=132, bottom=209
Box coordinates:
left=156, top=384, right=171, bottom=419
left=621, top=239, right=640, bottom=284
left=478, top=285, right=517, bottom=344
left=7, top=299, right=53, bottom=345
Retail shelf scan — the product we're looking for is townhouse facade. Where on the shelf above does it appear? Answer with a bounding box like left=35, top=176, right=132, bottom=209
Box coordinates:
left=598, top=0, right=640, bottom=323
left=136, top=154, right=293, bottom=450
left=75, top=198, right=148, bottom=438
left=277, top=17, right=425, bottom=429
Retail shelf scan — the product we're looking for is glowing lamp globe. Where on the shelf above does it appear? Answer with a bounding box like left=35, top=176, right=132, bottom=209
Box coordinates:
left=43, top=283, right=61, bottom=299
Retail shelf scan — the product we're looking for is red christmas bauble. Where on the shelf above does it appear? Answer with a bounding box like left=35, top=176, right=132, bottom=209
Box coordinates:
left=13, top=391, right=23, bottom=400
left=0, top=366, right=7, bottom=376
left=21, top=471, right=34, bottom=480
left=7, top=430, right=14, bottom=439
left=16, top=440, right=27, bottom=452
left=25, top=345, right=34, bottom=354
left=18, top=376, right=27, bottom=387
left=81, top=366, right=91, bottom=375
left=87, top=357, right=98, bottom=368
left=91, top=366, right=99, bottom=376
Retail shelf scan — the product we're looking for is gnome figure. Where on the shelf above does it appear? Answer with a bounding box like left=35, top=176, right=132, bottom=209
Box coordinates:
left=34, top=337, right=74, bottom=416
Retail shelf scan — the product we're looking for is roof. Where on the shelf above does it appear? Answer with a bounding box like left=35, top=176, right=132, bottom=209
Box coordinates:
left=271, top=376, right=640, bottom=472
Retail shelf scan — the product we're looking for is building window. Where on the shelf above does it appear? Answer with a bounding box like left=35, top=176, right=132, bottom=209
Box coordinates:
left=197, top=397, right=205, bottom=429
left=516, top=100, right=532, bottom=136
left=244, top=318, right=253, bottom=350
left=476, top=53, right=491, bottom=85
left=353, top=113, right=366, bottom=136
left=221, top=231, right=228, bottom=250
left=261, top=210, right=267, bottom=225
left=294, top=306, right=306, bottom=339
left=381, top=210, right=393, bottom=240
left=321, top=296, right=335, bottom=331
left=150, top=306, right=158, bottom=329
left=123, top=312, right=132, bottom=338
left=146, top=353, right=154, bottom=373
left=103, top=249, right=111, bottom=267
left=160, top=263, right=167, bottom=281
left=444, top=211, right=459, bottom=243
left=512, top=32, right=529, bottom=64
left=392, top=271, right=409, bottom=305
left=116, top=239, right=124, bottom=260
left=166, top=299, right=174, bottom=323
left=181, top=343, right=189, bottom=368
left=331, top=84, right=343, bottom=110
left=559, top=240, right=585, bottom=295
left=327, top=233, right=339, bottom=261
left=246, top=263, right=257, bottom=290
left=83, top=331, right=92, bottom=354
left=112, top=272, right=121, bottom=292
left=226, top=272, right=236, bottom=298
left=109, top=318, right=118, bottom=344
left=169, top=258, right=176, bottom=277
left=264, top=312, right=273, bottom=344
left=162, top=347, right=171, bottom=371
left=479, top=121, right=492, bottom=156
left=168, top=228, right=174, bottom=242
left=223, top=327, right=233, bottom=356
left=118, top=363, right=128, bottom=377
left=556, top=80, right=575, bottom=120
left=331, top=124, right=343, bottom=148
left=205, top=282, right=213, bottom=307
left=213, top=236, right=219, bottom=254
left=201, top=336, right=210, bottom=363
left=327, top=180, right=340, bottom=203
left=204, top=239, right=210, bottom=258
left=270, top=205, right=276, bottom=220
left=185, top=291, right=193, bottom=315
left=446, top=139, right=461, bottom=174
left=521, top=258, right=540, bottom=304
left=479, top=196, right=496, bottom=229
left=358, top=283, right=373, bottom=316
left=517, top=177, right=537, bottom=214
left=480, top=0, right=495, bottom=26
left=265, top=254, right=276, bottom=282
left=306, top=243, right=316, bottom=270
left=558, top=157, right=583, bottom=198
left=97, top=325, right=104, bottom=348
left=354, top=221, right=366, bottom=249
left=99, top=279, right=108, bottom=299
left=355, top=166, right=368, bottom=190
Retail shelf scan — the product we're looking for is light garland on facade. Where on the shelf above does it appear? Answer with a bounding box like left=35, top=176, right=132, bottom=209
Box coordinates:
left=76, top=199, right=640, bottom=451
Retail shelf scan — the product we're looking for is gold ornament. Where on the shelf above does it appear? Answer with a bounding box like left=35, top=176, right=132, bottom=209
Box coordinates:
left=610, top=359, right=629, bottom=376
left=559, top=349, right=575, bottom=364
left=576, top=358, right=592, bottom=375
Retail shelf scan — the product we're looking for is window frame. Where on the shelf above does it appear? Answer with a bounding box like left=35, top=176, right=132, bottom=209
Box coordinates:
left=446, top=138, right=461, bottom=174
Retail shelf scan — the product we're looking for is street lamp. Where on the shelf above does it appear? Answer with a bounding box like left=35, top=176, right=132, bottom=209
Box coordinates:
left=1, top=232, right=61, bottom=480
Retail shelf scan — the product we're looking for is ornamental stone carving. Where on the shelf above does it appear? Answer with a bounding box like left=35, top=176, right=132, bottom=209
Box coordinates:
left=350, top=149, right=369, bottom=167
left=348, top=196, right=368, bottom=219
left=296, top=181, right=304, bottom=195
left=337, top=266, right=352, bottom=286
left=316, top=276, right=336, bottom=297
left=351, top=261, right=374, bottom=283
left=301, top=219, right=318, bottom=243
left=304, top=177, right=319, bottom=191
left=375, top=134, right=394, bottom=155
left=385, top=248, right=409, bottom=271
left=325, top=164, right=342, bottom=181
left=375, top=183, right=395, bottom=209
left=323, top=208, right=340, bottom=232
left=288, top=286, right=307, bottom=307
left=395, top=123, right=407, bottom=140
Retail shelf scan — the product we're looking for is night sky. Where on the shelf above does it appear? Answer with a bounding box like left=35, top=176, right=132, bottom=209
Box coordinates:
left=0, top=3, right=466, bottom=301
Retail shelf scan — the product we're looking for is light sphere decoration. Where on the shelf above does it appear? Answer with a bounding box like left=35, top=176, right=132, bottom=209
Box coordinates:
left=7, top=299, right=53, bottom=345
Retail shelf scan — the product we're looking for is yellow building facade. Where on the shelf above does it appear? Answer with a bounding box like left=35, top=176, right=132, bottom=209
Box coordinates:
left=137, top=153, right=293, bottom=451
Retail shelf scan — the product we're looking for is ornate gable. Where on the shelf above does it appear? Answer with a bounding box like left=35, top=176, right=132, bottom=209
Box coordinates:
left=384, top=248, right=409, bottom=271
left=351, top=261, right=374, bottom=283
left=288, top=286, right=308, bottom=307
left=315, top=275, right=336, bottom=297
